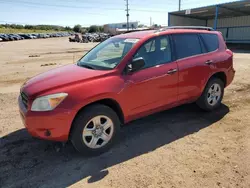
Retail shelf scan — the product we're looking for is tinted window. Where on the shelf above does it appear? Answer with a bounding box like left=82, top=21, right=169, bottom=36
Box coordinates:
left=200, top=34, right=219, bottom=52
left=160, top=37, right=168, bottom=50
left=172, top=34, right=202, bottom=59
left=144, top=40, right=155, bottom=52
left=134, top=36, right=172, bottom=68
left=159, top=37, right=171, bottom=63
left=199, top=36, right=207, bottom=53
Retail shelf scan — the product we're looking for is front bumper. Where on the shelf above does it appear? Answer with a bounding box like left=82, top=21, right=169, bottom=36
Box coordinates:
left=18, top=96, right=77, bottom=141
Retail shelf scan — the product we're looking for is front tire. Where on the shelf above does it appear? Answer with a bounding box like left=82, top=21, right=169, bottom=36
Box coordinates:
left=196, top=78, right=224, bottom=111
left=70, top=104, right=120, bottom=155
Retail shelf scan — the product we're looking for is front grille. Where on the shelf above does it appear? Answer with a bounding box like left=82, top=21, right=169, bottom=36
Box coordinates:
left=21, top=92, right=28, bottom=109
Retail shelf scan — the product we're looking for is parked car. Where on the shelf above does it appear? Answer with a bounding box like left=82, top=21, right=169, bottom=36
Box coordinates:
left=9, top=34, right=24, bottom=40
left=19, top=34, right=33, bottom=39
left=10, top=34, right=24, bottom=40
left=69, top=33, right=82, bottom=42
left=0, top=38, right=2, bottom=42
left=30, top=34, right=38, bottom=39
left=0, top=34, right=11, bottom=41
left=37, top=34, right=46, bottom=38
left=50, top=33, right=57, bottom=37
left=28, top=34, right=37, bottom=39
left=18, top=27, right=235, bottom=155
left=6, top=34, right=18, bottom=40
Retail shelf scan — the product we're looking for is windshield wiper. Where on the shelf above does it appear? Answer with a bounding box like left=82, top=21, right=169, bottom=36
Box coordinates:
left=79, top=64, right=96, bottom=70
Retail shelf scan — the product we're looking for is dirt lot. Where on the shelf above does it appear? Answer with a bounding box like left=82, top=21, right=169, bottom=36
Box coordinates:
left=0, top=38, right=249, bottom=188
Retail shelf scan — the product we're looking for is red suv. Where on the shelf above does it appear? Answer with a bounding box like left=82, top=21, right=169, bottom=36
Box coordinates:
left=19, top=27, right=235, bottom=155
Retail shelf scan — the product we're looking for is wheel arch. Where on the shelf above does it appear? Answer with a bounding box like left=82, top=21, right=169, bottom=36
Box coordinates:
left=210, top=71, right=227, bottom=86
left=199, top=71, right=227, bottom=98
left=196, top=71, right=226, bottom=111
left=203, top=71, right=227, bottom=91
left=69, top=98, right=125, bottom=139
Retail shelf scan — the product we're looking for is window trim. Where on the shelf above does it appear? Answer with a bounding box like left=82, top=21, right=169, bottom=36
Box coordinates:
left=197, top=34, right=208, bottom=54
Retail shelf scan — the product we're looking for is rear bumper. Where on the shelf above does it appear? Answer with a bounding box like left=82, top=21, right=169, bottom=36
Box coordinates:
left=18, top=96, right=77, bottom=142
left=226, top=66, right=236, bottom=87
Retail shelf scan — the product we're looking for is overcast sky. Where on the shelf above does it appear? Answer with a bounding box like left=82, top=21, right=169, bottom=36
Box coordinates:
left=0, top=0, right=236, bottom=27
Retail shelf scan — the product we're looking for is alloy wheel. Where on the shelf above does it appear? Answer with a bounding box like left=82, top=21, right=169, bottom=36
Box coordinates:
left=82, top=115, right=114, bottom=149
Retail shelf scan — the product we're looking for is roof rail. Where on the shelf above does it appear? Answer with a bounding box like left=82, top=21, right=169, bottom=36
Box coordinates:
left=124, top=28, right=151, bottom=33
left=157, top=26, right=214, bottom=32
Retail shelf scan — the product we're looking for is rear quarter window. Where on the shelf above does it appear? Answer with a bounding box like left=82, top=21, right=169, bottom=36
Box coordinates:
left=200, top=33, right=219, bottom=52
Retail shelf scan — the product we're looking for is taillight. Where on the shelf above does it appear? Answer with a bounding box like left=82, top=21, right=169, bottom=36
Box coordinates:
left=226, top=49, right=233, bottom=56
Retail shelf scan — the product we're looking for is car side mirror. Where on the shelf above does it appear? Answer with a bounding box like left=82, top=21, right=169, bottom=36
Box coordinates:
left=128, top=57, right=145, bottom=73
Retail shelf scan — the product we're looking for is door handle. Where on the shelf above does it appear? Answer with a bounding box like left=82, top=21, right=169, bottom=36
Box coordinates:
left=205, top=60, right=213, bottom=65
left=167, top=69, right=178, bottom=75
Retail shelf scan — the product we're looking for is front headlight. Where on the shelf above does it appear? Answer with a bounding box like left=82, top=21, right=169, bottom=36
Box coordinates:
left=31, top=93, right=68, bottom=111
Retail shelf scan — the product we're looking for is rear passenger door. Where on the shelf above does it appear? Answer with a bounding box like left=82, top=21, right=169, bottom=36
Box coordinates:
left=172, top=33, right=213, bottom=103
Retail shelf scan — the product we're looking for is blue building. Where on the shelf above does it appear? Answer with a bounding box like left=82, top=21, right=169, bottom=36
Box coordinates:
left=168, top=0, right=250, bottom=44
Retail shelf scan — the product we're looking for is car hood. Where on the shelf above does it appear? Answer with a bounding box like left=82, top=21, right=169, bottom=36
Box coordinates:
left=22, top=64, right=112, bottom=97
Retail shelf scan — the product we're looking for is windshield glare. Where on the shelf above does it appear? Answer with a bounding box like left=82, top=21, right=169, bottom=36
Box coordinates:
left=78, top=37, right=139, bottom=70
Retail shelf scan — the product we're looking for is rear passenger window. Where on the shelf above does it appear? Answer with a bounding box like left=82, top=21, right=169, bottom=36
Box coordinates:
left=200, top=34, right=219, bottom=52
left=172, top=34, right=202, bottom=59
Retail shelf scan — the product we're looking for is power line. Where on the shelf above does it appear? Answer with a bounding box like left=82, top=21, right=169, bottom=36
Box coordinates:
left=65, top=0, right=179, bottom=6
left=0, top=0, right=124, bottom=11
left=64, top=0, right=124, bottom=6
left=0, top=0, right=174, bottom=13
left=0, top=1, right=108, bottom=15
left=129, top=0, right=179, bottom=5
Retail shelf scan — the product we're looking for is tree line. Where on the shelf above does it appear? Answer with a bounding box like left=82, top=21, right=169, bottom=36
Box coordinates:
left=0, top=24, right=72, bottom=31
left=73, top=25, right=104, bottom=33
left=0, top=24, right=104, bottom=33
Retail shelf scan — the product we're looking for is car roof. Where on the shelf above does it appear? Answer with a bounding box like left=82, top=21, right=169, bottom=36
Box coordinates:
left=115, top=28, right=218, bottom=39
left=114, top=30, right=156, bottom=39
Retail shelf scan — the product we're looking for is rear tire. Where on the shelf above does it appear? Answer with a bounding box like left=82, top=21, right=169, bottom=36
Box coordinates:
left=70, top=104, right=120, bottom=156
left=196, top=78, right=224, bottom=111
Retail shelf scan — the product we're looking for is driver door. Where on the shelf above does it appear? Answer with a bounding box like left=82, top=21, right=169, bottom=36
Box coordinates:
left=120, top=36, right=179, bottom=120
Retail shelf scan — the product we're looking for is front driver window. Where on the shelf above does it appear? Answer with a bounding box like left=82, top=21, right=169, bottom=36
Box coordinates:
left=133, top=36, right=172, bottom=69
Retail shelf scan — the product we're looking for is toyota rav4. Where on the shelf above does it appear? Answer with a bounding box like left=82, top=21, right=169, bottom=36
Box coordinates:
left=19, top=27, right=235, bottom=155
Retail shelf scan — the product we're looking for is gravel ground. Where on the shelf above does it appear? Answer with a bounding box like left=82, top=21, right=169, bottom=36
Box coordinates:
left=0, top=38, right=249, bottom=188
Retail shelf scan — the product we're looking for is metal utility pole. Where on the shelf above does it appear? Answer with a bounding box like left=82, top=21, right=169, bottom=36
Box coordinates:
left=125, top=0, right=129, bottom=31
left=179, top=0, right=181, bottom=11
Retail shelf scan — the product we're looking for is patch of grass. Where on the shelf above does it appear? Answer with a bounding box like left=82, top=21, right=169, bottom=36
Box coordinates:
left=0, top=28, right=66, bottom=34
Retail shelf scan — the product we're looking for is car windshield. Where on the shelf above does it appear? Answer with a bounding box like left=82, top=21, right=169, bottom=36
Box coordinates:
left=77, top=37, right=139, bottom=70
